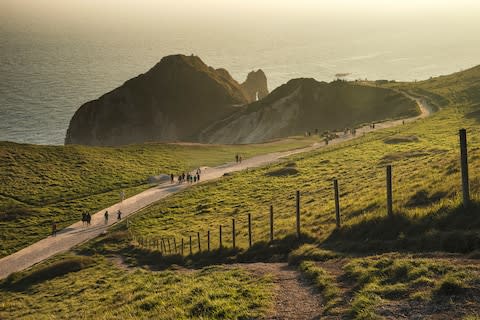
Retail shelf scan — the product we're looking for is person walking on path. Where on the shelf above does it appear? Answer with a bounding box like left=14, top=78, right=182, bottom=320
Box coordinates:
left=170, top=173, right=174, bottom=183
left=82, top=213, right=86, bottom=226
left=235, top=154, right=239, bottom=163
left=117, top=210, right=122, bottom=221
left=104, top=211, right=109, bottom=225
left=86, top=213, right=91, bottom=226
left=51, top=222, right=57, bottom=237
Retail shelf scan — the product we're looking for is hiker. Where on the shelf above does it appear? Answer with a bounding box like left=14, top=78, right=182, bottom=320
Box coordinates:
left=197, top=173, right=200, bottom=182
left=117, top=210, right=122, bottom=221
left=51, top=222, right=57, bottom=237
left=82, top=213, right=87, bottom=226
left=104, top=211, right=109, bottom=224
left=193, top=175, right=197, bottom=183
left=325, top=137, right=329, bottom=145
left=86, top=213, right=91, bottom=226
left=235, top=154, right=239, bottom=163
left=197, top=167, right=201, bottom=175
left=178, top=175, right=182, bottom=184
left=170, top=173, right=174, bottom=183
left=239, top=155, right=242, bottom=163
left=402, top=120, right=405, bottom=125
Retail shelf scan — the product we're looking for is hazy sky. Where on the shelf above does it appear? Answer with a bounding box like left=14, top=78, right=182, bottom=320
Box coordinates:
left=3, top=0, right=480, bottom=34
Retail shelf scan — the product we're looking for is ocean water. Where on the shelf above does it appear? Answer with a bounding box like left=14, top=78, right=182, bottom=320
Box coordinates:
left=1, top=22, right=480, bottom=145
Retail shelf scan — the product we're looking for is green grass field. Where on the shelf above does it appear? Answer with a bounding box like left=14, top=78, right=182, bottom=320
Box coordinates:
left=2, top=65, right=480, bottom=319
left=0, top=137, right=320, bottom=257
left=0, top=255, right=273, bottom=319
left=126, top=105, right=480, bottom=254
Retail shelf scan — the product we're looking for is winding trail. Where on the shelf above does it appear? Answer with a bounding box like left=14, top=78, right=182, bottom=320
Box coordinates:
left=229, top=263, right=324, bottom=319
left=0, top=94, right=432, bottom=280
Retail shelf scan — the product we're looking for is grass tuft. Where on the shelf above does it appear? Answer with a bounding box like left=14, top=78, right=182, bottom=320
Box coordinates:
left=299, top=261, right=341, bottom=311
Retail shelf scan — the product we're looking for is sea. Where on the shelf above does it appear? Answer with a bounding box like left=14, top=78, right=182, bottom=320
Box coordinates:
left=1, top=11, right=480, bottom=145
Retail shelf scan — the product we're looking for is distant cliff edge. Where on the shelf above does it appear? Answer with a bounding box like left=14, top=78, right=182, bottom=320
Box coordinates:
left=199, top=78, right=419, bottom=144
left=65, top=54, right=269, bottom=146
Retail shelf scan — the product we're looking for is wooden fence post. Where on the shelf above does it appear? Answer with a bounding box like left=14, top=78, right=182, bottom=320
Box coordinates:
left=189, top=235, right=192, bottom=255
left=386, top=165, right=393, bottom=216
left=167, top=238, right=171, bottom=254
left=197, top=232, right=201, bottom=252
left=270, top=205, right=274, bottom=242
left=248, top=213, right=252, bottom=248
left=459, top=129, right=470, bottom=207
left=296, top=190, right=301, bottom=238
left=181, top=238, right=184, bottom=256
left=162, top=239, right=166, bottom=253
left=334, top=179, right=341, bottom=228
left=219, top=225, right=223, bottom=249
left=173, top=238, right=177, bottom=254
left=207, top=230, right=210, bottom=252
left=232, top=218, right=236, bottom=249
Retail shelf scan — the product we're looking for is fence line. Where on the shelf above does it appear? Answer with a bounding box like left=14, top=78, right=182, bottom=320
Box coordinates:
left=126, top=129, right=472, bottom=257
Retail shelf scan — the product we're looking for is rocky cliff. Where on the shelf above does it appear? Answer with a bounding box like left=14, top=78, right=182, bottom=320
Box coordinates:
left=241, top=70, right=268, bottom=101
left=65, top=55, right=268, bottom=146
left=199, top=79, right=419, bottom=144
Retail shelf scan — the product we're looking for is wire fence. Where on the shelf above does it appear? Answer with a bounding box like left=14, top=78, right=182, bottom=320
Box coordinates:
left=126, top=128, right=474, bottom=257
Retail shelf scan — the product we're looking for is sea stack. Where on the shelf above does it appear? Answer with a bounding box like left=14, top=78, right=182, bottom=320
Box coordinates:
left=241, top=69, right=269, bottom=101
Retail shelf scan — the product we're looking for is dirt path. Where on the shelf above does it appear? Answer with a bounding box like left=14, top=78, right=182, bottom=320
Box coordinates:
left=229, top=263, right=323, bottom=320
left=0, top=93, right=432, bottom=280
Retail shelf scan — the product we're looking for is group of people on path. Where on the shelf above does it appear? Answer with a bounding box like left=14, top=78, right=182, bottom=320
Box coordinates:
left=103, top=210, right=123, bottom=224
left=235, top=154, right=242, bottom=164
left=82, top=212, right=92, bottom=226
left=171, top=168, right=202, bottom=184
left=342, top=127, right=357, bottom=136
left=51, top=209, right=124, bottom=236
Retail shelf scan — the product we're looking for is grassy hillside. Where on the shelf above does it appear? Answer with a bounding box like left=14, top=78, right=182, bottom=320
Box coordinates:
left=0, top=137, right=319, bottom=257
left=128, top=106, right=480, bottom=253
left=0, top=251, right=273, bottom=319
left=383, top=64, right=480, bottom=109
left=2, top=65, right=480, bottom=319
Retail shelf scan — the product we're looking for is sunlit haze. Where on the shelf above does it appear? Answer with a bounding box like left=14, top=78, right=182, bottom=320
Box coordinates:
left=3, top=0, right=480, bottom=32
left=1, top=0, right=480, bottom=144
